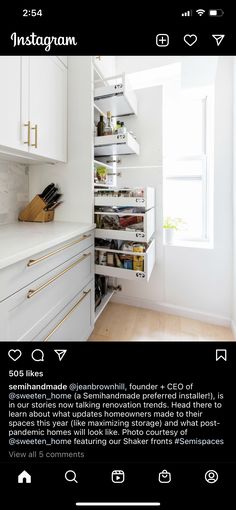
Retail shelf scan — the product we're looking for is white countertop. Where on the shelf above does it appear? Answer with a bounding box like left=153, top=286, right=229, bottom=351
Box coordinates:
left=0, top=221, right=95, bottom=270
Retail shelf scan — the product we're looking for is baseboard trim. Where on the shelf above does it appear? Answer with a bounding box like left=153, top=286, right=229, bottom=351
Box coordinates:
left=111, top=294, right=231, bottom=328
left=231, top=320, right=236, bottom=340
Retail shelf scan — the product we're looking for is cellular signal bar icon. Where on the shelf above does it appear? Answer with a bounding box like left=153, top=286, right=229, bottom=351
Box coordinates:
left=182, top=10, right=192, bottom=16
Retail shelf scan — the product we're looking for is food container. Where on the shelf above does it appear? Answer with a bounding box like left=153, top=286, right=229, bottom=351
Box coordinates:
left=107, top=252, right=115, bottom=266
left=123, top=258, right=133, bottom=270
left=99, top=251, right=107, bottom=265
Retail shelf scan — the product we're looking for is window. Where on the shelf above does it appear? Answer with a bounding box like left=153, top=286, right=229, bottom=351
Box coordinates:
left=163, top=84, right=214, bottom=243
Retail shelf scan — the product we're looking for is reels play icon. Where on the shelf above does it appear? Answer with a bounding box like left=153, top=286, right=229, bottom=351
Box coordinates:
left=111, top=470, right=125, bottom=483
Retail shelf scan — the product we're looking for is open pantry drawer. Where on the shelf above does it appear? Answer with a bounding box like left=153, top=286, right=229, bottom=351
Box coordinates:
left=94, top=133, right=140, bottom=157
left=94, top=73, right=138, bottom=116
left=95, top=239, right=155, bottom=282
left=95, top=208, right=155, bottom=243
left=94, top=187, right=155, bottom=209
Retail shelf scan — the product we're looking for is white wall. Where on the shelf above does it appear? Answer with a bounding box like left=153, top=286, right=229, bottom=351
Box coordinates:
left=113, top=56, right=233, bottom=327
left=29, top=56, right=94, bottom=224
left=232, top=58, right=236, bottom=337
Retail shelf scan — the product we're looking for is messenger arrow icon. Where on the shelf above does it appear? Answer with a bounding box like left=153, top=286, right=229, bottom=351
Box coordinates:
left=54, top=349, right=67, bottom=361
left=212, top=34, right=225, bottom=46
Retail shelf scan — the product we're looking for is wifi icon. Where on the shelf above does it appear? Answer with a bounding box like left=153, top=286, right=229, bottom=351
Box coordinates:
left=196, top=9, right=205, bottom=16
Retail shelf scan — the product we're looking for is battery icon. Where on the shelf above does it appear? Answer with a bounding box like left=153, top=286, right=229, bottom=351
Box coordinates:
left=209, top=9, right=224, bottom=17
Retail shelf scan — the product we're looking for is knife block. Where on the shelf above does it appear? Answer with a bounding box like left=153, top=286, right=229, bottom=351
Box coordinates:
left=18, top=195, right=54, bottom=223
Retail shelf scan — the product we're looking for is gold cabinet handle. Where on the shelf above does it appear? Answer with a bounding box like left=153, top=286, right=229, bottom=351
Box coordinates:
left=27, top=234, right=92, bottom=267
left=44, top=288, right=91, bottom=342
left=27, top=253, right=91, bottom=299
left=31, top=124, right=38, bottom=148
left=24, top=121, right=31, bottom=145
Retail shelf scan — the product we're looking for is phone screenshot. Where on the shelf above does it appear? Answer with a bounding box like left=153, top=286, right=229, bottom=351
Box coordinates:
left=0, top=5, right=235, bottom=509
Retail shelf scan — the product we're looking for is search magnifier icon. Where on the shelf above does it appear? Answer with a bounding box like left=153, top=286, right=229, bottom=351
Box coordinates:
left=65, top=470, right=78, bottom=483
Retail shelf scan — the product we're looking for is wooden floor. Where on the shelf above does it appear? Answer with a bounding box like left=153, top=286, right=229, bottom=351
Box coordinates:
left=90, top=302, right=234, bottom=341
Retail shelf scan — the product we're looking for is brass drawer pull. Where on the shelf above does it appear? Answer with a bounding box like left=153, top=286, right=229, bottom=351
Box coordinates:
left=27, top=253, right=91, bottom=299
left=31, top=124, right=38, bottom=148
left=24, top=121, right=31, bottom=145
left=44, top=289, right=91, bottom=342
left=27, top=234, right=92, bottom=267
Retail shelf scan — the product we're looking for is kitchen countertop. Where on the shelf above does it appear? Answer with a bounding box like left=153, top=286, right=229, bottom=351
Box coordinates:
left=0, top=221, right=95, bottom=270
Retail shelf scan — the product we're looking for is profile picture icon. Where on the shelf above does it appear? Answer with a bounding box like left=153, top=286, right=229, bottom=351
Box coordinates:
left=205, top=470, right=219, bottom=484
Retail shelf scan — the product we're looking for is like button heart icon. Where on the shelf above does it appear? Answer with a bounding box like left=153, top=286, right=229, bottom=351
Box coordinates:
left=8, top=349, right=22, bottom=361
left=184, top=34, right=198, bottom=47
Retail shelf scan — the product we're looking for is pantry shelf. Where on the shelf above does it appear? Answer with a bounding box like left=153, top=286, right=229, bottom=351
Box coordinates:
left=94, top=183, right=116, bottom=188
left=94, top=103, right=107, bottom=119
left=95, top=239, right=155, bottom=282
left=94, top=159, right=113, bottom=171
left=95, top=208, right=155, bottom=243
left=94, top=187, right=155, bottom=208
left=94, top=73, right=138, bottom=117
left=94, top=133, right=140, bottom=157
left=95, top=289, right=114, bottom=321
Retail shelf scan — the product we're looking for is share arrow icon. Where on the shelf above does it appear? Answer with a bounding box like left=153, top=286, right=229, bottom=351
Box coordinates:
left=212, top=34, right=225, bottom=46
left=54, top=349, right=67, bottom=361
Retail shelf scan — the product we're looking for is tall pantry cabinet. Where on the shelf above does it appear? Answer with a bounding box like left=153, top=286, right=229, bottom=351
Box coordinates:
left=93, top=66, right=156, bottom=317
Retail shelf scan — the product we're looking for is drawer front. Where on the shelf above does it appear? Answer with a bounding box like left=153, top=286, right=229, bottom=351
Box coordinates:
left=35, top=280, right=94, bottom=342
left=94, top=187, right=155, bottom=209
left=95, top=196, right=146, bottom=207
left=0, top=249, right=93, bottom=341
left=0, top=230, right=94, bottom=302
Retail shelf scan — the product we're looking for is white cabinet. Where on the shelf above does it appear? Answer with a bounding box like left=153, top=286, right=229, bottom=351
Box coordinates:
left=26, top=57, right=67, bottom=162
left=0, top=56, right=67, bottom=163
left=35, top=282, right=94, bottom=341
left=0, top=229, right=94, bottom=341
left=0, top=231, right=93, bottom=302
left=0, top=57, right=22, bottom=152
left=93, top=56, right=116, bottom=79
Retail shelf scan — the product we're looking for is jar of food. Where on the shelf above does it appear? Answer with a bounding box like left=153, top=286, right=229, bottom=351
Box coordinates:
left=99, top=251, right=107, bottom=265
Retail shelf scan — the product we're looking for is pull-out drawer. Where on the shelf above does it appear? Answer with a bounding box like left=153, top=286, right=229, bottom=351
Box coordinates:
left=95, top=208, right=155, bottom=243
left=94, top=133, right=140, bottom=157
left=0, top=231, right=94, bottom=302
left=35, top=280, right=94, bottom=341
left=94, top=187, right=155, bottom=209
left=0, top=248, right=93, bottom=341
left=95, top=239, right=155, bottom=282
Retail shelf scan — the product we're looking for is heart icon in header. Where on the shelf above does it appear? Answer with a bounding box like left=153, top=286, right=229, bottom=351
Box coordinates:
left=184, top=34, right=198, bottom=46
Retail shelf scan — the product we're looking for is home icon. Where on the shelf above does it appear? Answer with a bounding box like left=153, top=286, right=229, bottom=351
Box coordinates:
left=18, top=470, right=31, bottom=484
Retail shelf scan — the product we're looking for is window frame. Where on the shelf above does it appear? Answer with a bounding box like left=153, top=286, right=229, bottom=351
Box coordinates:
left=164, top=89, right=214, bottom=244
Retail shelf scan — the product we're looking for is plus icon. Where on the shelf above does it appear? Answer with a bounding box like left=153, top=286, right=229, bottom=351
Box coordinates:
left=156, top=34, right=169, bottom=47
left=160, top=385, right=165, bottom=389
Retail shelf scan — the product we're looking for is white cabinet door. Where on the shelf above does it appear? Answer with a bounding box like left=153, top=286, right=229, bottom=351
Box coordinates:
left=94, top=56, right=116, bottom=78
left=28, top=56, right=67, bottom=162
left=36, top=281, right=94, bottom=341
left=0, top=57, right=23, bottom=151
left=0, top=249, right=93, bottom=341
